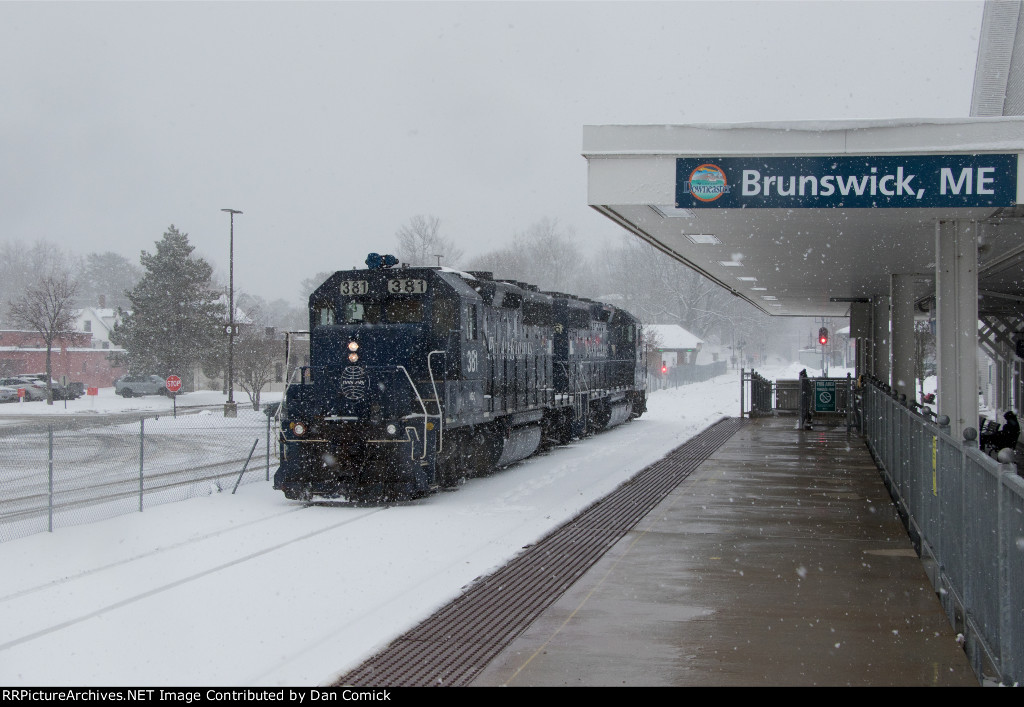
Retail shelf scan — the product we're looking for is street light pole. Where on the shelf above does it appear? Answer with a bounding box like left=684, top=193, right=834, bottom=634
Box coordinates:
left=222, top=208, right=242, bottom=417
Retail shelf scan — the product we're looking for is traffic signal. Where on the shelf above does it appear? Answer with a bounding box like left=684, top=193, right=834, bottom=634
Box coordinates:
left=661, top=363, right=668, bottom=375
left=818, top=327, right=829, bottom=346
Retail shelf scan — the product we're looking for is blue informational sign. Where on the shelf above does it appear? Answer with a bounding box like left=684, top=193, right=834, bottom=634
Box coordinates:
left=675, top=154, right=1018, bottom=209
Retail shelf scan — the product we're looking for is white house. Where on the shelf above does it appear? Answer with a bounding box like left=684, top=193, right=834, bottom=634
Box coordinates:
left=72, top=308, right=121, bottom=349
left=645, top=324, right=703, bottom=367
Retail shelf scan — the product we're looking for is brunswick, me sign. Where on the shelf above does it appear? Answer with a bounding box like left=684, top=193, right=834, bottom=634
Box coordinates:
left=676, top=154, right=1018, bottom=209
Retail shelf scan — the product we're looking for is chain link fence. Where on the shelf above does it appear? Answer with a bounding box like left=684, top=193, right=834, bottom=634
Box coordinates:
left=0, top=407, right=280, bottom=544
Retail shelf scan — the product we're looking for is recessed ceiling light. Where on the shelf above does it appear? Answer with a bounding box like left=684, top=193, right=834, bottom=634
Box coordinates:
left=751, top=287, right=768, bottom=291
left=761, top=295, right=777, bottom=300
left=685, top=233, right=722, bottom=245
left=718, top=261, right=742, bottom=267
left=736, top=276, right=757, bottom=281
left=651, top=205, right=695, bottom=218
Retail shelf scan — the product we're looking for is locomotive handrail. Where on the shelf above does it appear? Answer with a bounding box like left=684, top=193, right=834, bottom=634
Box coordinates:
left=427, top=350, right=445, bottom=456
left=395, top=365, right=430, bottom=461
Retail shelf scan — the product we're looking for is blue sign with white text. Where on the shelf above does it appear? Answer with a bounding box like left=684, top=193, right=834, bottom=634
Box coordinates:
left=675, top=154, right=1018, bottom=209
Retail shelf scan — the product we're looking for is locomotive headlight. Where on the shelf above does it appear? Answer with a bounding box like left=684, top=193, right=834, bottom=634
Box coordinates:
left=348, top=352, right=359, bottom=363
left=347, top=341, right=359, bottom=352
left=386, top=423, right=397, bottom=435
left=291, top=421, right=307, bottom=437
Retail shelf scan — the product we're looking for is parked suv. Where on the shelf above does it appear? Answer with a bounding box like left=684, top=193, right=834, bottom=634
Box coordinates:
left=115, top=374, right=169, bottom=398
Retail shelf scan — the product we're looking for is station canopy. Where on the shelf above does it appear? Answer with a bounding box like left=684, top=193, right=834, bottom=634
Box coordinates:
left=583, top=119, right=1024, bottom=319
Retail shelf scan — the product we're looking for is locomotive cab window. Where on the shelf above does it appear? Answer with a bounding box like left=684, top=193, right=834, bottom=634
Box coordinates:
left=315, top=304, right=336, bottom=326
left=342, top=301, right=382, bottom=324
left=432, top=298, right=458, bottom=332
left=385, top=299, right=423, bottom=323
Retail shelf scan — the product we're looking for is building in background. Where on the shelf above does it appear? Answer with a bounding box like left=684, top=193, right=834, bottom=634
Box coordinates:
left=0, top=330, right=125, bottom=387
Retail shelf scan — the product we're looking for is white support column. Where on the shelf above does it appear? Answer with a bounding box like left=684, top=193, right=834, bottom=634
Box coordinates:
left=998, top=347, right=1011, bottom=413
left=1017, top=357, right=1023, bottom=413
left=871, top=295, right=890, bottom=384
left=935, top=220, right=979, bottom=439
left=890, top=274, right=916, bottom=401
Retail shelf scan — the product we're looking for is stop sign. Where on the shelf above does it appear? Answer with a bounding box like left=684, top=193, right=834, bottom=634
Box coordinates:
left=165, top=375, right=182, bottom=393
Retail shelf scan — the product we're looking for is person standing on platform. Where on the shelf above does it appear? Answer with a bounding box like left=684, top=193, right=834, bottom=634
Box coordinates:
left=798, top=369, right=814, bottom=430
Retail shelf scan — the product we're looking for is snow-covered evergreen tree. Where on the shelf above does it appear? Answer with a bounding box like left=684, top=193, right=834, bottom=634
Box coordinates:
left=110, top=226, right=225, bottom=384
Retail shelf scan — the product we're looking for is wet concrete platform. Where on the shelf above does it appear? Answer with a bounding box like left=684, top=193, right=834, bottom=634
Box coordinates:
left=470, top=416, right=978, bottom=687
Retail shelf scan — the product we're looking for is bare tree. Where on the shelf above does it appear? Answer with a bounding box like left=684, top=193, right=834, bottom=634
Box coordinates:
left=0, top=240, right=71, bottom=327
left=233, top=306, right=281, bottom=410
left=300, top=271, right=334, bottom=303
left=395, top=215, right=464, bottom=267
left=8, top=262, right=80, bottom=404
left=642, top=325, right=663, bottom=378
left=464, top=217, right=587, bottom=294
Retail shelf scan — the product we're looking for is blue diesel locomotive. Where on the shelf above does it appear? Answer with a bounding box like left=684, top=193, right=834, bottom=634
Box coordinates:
left=272, top=255, right=647, bottom=502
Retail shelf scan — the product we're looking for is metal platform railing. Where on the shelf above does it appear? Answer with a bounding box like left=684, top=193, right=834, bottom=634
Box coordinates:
left=862, top=378, right=1024, bottom=686
left=740, top=369, right=857, bottom=429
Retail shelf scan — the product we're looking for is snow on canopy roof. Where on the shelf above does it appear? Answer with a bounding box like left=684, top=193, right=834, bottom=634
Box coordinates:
left=645, top=324, right=703, bottom=350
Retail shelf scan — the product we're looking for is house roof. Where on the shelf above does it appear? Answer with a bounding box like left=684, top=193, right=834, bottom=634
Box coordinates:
left=645, top=324, right=703, bottom=350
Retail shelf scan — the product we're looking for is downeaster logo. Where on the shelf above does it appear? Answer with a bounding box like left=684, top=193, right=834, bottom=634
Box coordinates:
left=684, top=164, right=730, bottom=202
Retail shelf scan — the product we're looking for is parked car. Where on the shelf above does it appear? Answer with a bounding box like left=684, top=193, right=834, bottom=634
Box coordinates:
left=18, top=375, right=64, bottom=401
left=0, top=377, right=44, bottom=401
left=18, top=373, right=77, bottom=400
left=64, top=381, right=85, bottom=400
left=0, top=385, right=18, bottom=403
left=115, top=374, right=170, bottom=398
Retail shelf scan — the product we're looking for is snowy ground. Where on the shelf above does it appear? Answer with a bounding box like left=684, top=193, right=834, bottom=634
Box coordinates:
left=0, top=387, right=279, bottom=423
left=0, top=364, right=815, bottom=687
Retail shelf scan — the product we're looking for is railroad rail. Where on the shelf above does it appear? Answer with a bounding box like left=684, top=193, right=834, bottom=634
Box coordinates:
left=335, top=416, right=746, bottom=687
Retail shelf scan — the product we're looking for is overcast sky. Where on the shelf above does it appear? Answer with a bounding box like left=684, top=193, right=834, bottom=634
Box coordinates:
left=1, top=0, right=984, bottom=305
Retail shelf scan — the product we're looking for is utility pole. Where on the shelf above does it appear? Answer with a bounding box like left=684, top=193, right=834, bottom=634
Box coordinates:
left=221, top=208, right=242, bottom=417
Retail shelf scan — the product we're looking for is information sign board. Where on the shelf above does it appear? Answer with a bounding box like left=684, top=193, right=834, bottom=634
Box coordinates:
left=814, top=380, right=837, bottom=413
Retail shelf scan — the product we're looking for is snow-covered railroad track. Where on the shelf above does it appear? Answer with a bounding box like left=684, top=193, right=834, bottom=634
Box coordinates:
left=0, top=504, right=387, bottom=655
left=0, top=504, right=311, bottom=604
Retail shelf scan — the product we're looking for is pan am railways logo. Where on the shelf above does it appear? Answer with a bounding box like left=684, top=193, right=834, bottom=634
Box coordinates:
left=682, top=164, right=731, bottom=202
